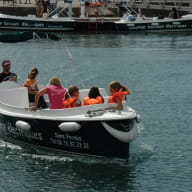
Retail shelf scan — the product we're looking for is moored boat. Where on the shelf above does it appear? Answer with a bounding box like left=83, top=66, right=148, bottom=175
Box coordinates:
left=115, top=14, right=192, bottom=32
left=0, top=31, right=61, bottom=42
left=0, top=81, right=141, bottom=159
left=0, top=13, right=75, bottom=32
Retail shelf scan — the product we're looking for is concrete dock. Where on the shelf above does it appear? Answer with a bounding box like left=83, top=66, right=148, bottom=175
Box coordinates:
left=0, top=0, right=82, bottom=16
left=0, top=0, right=120, bottom=17
left=0, top=0, right=191, bottom=18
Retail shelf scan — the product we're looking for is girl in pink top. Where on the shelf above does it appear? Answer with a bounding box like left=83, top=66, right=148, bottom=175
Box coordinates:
left=31, top=77, right=66, bottom=110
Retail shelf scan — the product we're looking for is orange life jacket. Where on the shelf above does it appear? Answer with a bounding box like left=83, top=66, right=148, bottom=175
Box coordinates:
left=63, top=97, right=82, bottom=108
left=108, top=91, right=130, bottom=103
left=84, top=96, right=104, bottom=105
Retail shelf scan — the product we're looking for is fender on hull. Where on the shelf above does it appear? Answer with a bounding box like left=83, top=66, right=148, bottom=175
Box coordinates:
left=102, top=121, right=138, bottom=143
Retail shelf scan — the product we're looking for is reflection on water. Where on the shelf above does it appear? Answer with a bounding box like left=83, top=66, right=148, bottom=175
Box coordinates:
left=0, top=138, right=152, bottom=192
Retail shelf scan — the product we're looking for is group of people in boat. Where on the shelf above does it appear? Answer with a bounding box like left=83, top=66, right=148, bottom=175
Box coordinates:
left=123, top=7, right=180, bottom=22
left=0, top=60, right=131, bottom=111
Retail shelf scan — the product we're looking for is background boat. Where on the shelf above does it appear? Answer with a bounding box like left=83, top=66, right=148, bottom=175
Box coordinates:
left=0, top=31, right=61, bottom=42
left=0, top=13, right=75, bottom=32
left=115, top=14, right=192, bottom=32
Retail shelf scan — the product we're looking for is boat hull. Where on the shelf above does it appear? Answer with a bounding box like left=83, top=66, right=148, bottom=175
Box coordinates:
left=0, top=114, right=139, bottom=159
left=0, top=31, right=61, bottom=43
left=0, top=14, right=75, bottom=32
left=115, top=17, right=192, bottom=32
left=74, top=18, right=119, bottom=33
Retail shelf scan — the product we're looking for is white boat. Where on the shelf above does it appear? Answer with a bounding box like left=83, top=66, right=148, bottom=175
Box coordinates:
left=0, top=81, right=141, bottom=159
left=115, top=14, right=192, bottom=32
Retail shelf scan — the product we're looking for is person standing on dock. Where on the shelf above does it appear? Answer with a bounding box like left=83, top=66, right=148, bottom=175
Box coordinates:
left=41, top=0, right=50, bottom=18
left=35, top=0, right=42, bottom=17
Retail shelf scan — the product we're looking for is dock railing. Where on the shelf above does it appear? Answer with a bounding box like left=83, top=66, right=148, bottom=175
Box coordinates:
left=127, top=0, right=192, bottom=12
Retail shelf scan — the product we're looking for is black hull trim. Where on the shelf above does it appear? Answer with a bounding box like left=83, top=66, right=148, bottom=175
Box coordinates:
left=115, top=19, right=192, bottom=33
left=0, top=17, right=75, bottom=32
left=0, top=114, right=136, bottom=159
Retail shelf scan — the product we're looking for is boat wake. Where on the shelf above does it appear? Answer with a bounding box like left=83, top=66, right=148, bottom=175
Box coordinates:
left=137, top=122, right=144, bottom=134
left=0, top=138, right=128, bottom=165
left=0, top=137, right=156, bottom=168
left=0, top=139, right=22, bottom=151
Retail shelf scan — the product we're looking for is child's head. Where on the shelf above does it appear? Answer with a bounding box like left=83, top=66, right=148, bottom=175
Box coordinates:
left=88, top=86, right=101, bottom=98
left=68, top=86, right=79, bottom=97
left=109, top=81, right=128, bottom=93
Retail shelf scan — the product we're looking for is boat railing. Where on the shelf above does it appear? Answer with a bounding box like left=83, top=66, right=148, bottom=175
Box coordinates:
left=86, top=107, right=117, bottom=117
left=28, top=103, right=118, bottom=118
left=129, top=0, right=192, bottom=12
left=122, top=3, right=138, bottom=15
left=47, top=5, right=69, bottom=18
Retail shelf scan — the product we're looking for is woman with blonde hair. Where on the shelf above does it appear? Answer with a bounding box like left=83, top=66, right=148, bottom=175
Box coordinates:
left=31, top=77, right=66, bottom=110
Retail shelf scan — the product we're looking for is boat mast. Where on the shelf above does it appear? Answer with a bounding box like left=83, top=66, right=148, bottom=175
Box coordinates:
left=80, top=0, right=86, bottom=18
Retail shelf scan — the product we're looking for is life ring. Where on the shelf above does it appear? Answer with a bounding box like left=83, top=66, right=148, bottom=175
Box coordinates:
left=89, top=3, right=105, bottom=7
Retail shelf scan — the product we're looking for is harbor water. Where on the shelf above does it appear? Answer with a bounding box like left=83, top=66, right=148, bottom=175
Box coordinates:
left=0, top=33, right=192, bottom=192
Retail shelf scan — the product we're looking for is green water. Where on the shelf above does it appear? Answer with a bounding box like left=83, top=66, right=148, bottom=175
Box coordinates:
left=0, top=33, right=192, bottom=192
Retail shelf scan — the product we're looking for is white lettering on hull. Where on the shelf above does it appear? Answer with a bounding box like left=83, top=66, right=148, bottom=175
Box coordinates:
left=7, top=122, right=43, bottom=141
left=3, top=22, right=19, bottom=26
left=50, top=132, right=89, bottom=149
left=1, top=121, right=89, bottom=149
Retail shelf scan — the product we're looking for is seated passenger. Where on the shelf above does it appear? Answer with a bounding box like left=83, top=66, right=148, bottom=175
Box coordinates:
left=127, top=11, right=136, bottom=21
left=136, top=9, right=146, bottom=21
left=168, top=8, right=179, bottom=19
left=31, top=77, right=66, bottom=110
left=158, top=12, right=165, bottom=20
left=108, top=81, right=131, bottom=110
left=0, top=60, right=17, bottom=83
left=84, top=86, right=104, bottom=105
left=63, top=86, right=82, bottom=108
left=23, top=68, right=47, bottom=108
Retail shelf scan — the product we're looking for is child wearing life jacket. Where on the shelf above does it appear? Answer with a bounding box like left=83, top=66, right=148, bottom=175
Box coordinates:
left=108, top=81, right=131, bottom=110
left=84, top=87, right=104, bottom=105
left=63, top=86, right=82, bottom=108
